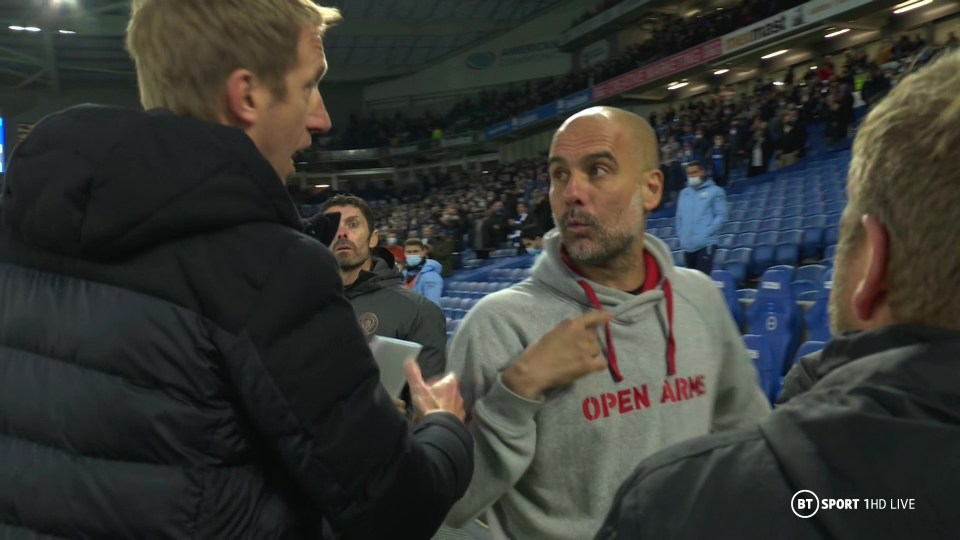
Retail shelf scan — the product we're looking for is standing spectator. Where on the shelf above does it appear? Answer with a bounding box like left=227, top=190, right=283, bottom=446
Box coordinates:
left=598, top=48, right=960, bottom=540
left=777, top=108, right=807, bottom=168
left=321, top=195, right=448, bottom=383
left=676, top=161, right=728, bottom=274
left=384, top=229, right=406, bottom=265
left=0, top=1, right=473, bottom=538
left=747, top=121, right=774, bottom=177
left=403, top=238, right=444, bottom=307
left=444, top=107, right=768, bottom=539
left=708, top=134, right=731, bottom=187
left=483, top=201, right=510, bottom=248
left=861, top=66, right=892, bottom=108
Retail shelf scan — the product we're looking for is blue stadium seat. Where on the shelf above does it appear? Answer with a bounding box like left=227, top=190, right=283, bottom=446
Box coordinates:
left=720, top=222, right=741, bottom=235
left=719, top=234, right=736, bottom=249
left=805, top=269, right=833, bottom=342
left=743, top=334, right=780, bottom=403
left=766, top=264, right=794, bottom=278
left=711, top=270, right=744, bottom=330
left=800, top=227, right=824, bottom=259
left=825, top=245, right=837, bottom=259
left=778, top=229, right=803, bottom=246
left=803, top=214, right=827, bottom=228
left=745, top=207, right=765, bottom=221
left=774, top=242, right=801, bottom=267
left=735, top=232, right=757, bottom=248
left=665, top=237, right=680, bottom=251
left=740, top=220, right=761, bottom=233
left=804, top=203, right=826, bottom=217
left=661, top=226, right=675, bottom=237
left=824, top=226, right=840, bottom=247
left=737, top=288, right=757, bottom=300
left=782, top=216, right=804, bottom=230
left=723, top=248, right=752, bottom=285
left=672, top=250, right=685, bottom=268
left=714, top=248, right=729, bottom=267
left=758, top=218, right=781, bottom=232
left=826, top=200, right=846, bottom=213
left=796, top=264, right=826, bottom=286
left=746, top=269, right=804, bottom=375
left=750, top=244, right=776, bottom=277
left=730, top=209, right=746, bottom=222
left=791, top=279, right=819, bottom=298
left=782, top=204, right=803, bottom=217
left=797, top=290, right=818, bottom=302
left=825, top=213, right=842, bottom=228
left=756, top=231, right=779, bottom=246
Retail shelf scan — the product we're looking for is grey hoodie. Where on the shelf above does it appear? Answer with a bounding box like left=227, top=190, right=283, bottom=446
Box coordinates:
left=445, top=230, right=770, bottom=539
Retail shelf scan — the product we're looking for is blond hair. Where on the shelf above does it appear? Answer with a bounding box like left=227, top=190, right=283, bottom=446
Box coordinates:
left=843, top=48, right=960, bottom=329
left=126, top=0, right=341, bottom=122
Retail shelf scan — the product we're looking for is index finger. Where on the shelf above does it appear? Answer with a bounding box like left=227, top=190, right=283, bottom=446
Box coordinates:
left=573, top=310, right=616, bottom=329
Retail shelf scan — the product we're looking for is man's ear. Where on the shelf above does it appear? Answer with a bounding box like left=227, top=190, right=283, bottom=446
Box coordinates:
left=642, top=169, right=664, bottom=212
left=851, top=214, right=891, bottom=325
left=223, top=68, right=263, bottom=127
left=368, top=228, right=380, bottom=248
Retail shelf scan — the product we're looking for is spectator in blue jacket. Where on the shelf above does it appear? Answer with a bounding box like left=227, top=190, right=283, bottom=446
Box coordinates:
left=403, top=238, right=444, bottom=306
left=676, top=161, right=728, bottom=273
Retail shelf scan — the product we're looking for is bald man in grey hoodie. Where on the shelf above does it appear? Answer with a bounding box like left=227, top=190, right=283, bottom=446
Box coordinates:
left=445, top=107, right=770, bottom=539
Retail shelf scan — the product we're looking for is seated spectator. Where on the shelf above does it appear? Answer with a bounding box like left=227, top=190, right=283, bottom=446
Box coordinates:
left=598, top=48, right=960, bottom=540
left=403, top=238, right=444, bottom=307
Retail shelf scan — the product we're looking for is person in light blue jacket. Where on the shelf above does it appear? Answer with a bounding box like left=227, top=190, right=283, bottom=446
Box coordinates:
left=402, top=238, right=444, bottom=306
left=676, top=161, right=728, bottom=274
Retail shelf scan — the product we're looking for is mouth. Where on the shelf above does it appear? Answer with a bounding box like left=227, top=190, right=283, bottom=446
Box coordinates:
left=564, top=222, right=593, bottom=235
left=335, top=245, right=354, bottom=253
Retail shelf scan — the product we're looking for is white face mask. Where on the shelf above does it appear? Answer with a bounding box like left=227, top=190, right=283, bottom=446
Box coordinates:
left=688, top=176, right=703, bottom=187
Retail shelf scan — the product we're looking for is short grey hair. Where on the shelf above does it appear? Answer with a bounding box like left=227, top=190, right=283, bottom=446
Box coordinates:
left=842, top=48, right=960, bottom=329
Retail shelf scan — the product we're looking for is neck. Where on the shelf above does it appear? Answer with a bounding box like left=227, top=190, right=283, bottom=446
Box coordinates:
left=341, top=258, right=373, bottom=287
left=571, top=243, right=647, bottom=292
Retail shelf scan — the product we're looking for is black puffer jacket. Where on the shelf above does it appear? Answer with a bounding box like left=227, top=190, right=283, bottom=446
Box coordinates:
left=344, top=248, right=447, bottom=381
left=0, top=105, right=473, bottom=539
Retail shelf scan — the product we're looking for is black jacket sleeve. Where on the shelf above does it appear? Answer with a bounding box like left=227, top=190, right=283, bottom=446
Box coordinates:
left=239, top=236, right=473, bottom=539
left=776, top=351, right=821, bottom=406
left=410, top=298, right=449, bottom=381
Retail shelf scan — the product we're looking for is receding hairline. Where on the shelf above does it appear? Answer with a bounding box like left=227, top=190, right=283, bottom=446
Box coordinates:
left=551, top=106, right=660, bottom=171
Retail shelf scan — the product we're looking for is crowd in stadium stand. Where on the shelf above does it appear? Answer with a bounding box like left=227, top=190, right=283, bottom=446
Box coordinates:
left=331, top=0, right=807, bottom=149
left=306, top=39, right=952, bottom=279
left=300, top=158, right=555, bottom=273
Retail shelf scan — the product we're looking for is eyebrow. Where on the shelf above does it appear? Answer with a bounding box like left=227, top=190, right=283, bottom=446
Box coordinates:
left=549, top=151, right=618, bottom=168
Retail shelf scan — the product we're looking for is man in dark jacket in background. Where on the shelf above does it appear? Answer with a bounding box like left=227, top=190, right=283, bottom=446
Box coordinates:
left=321, top=195, right=447, bottom=382
left=598, top=49, right=960, bottom=540
left=0, top=2, right=472, bottom=539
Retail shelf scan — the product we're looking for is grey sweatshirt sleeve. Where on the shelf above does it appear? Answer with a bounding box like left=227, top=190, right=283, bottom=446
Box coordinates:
left=776, top=351, right=821, bottom=405
left=444, top=301, right=544, bottom=527
left=702, top=277, right=772, bottom=431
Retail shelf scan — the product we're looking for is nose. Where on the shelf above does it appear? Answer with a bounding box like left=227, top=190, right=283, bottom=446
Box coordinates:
left=561, top=171, right=588, bottom=208
left=306, top=91, right=332, bottom=135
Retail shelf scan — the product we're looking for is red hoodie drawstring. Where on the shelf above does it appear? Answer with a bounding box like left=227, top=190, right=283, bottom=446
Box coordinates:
left=560, top=247, right=677, bottom=380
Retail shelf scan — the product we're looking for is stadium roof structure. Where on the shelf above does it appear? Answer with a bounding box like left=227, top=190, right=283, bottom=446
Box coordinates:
left=0, top=0, right=568, bottom=90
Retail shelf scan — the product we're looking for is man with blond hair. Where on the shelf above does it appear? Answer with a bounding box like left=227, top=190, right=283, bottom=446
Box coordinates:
left=598, top=50, right=960, bottom=539
left=0, top=1, right=473, bottom=538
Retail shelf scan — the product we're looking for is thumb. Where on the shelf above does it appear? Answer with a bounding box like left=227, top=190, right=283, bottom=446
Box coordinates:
left=404, top=359, right=429, bottom=394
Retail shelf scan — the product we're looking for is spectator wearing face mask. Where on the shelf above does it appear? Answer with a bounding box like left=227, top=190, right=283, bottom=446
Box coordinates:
left=403, top=238, right=444, bottom=307
left=520, top=224, right=544, bottom=257
left=384, top=229, right=406, bottom=265
left=676, top=161, right=728, bottom=274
